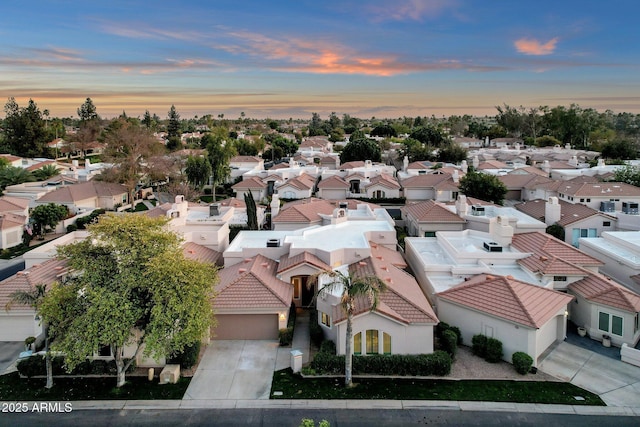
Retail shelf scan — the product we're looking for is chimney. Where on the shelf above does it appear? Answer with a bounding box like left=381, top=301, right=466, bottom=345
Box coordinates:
left=72, top=159, right=79, bottom=168
left=542, top=160, right=550, bottom=175
left=460, top=160, right=468, bottom=174
left=597, top=158, right=605, bottom=167
left=452, top=169, right=459, bottom=183
left=209, top=203, right=220, bottom=217
left=472, top=155, right=479, bottom=169
left=455, top=195, right=469, bottom=216
left=545, top=197, right=561, bottom=225
left=565, top=143, right=571, bottom=150
left=489, top=215, right=514, bottom=246
left=403, top=156, right=409, bottom=172
left=85, top=158, right=91, bottom=168
left=568, top=155, right=578, bottom=167
left=270, top=194, right=280, bottom=219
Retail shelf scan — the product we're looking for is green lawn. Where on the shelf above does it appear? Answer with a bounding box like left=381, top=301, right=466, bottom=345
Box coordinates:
left=270, top=369, right=604, bottom=406
left=0, top=372, right=190, bottom=400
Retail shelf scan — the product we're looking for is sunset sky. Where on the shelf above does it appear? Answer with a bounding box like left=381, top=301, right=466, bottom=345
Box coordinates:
left=1, top=0, right=638, bottom=119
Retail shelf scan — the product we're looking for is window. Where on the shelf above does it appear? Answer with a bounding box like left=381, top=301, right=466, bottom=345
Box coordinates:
left=98, top=344, right=111, bottom=357
left=603, top=221, right=611, bottom=227
left=612, top=315, right=623, bottom=336
left=321, top=312, right=331, bottom=327
left=580, top=198, right=584, bottom=203
left=292, top=278, right=301, bottom=299
left=553, top=276, right=567, bottom=282
left=424, top=231, right=436, bottom=237
left=353, top=332, right=362, bottom=355
left=599, top=312, right=609, bottom=332
left=635, top=314, right=639, bottom=333
left=383, top=332, right=391, bottom=355
left=587, top=198, right=591, bottom=202
left=366, top=330, right=379, bottom=354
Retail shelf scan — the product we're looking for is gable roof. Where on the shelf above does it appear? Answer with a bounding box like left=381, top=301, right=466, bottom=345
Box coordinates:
left=0, top=196, right=29, bottom=212
left=569, top=275, right=640, bottom=312
left=369, top=241, right=407, bottom=269
left=515, top=199, right=613, bottom=226
left=0, top=258, right=68, bottom=313
left=183, top=242, right=222, bottom=266
left=407, top=160, right=435, bottom=170
left=277, top=251, right=331, bottom=273
left=36, top=181, right=128, bottom=204
left=273, top=199, right=336, bottom=223
left=477, top=160, right=509, bottom=170
left=402, top=200, right=465, bottom=223
left=498, top=173, right=543, bottom=189
left=364, top=174, right=401, bottom=190
left=438, top=274, right=574, bottom=329
left=0, top=213, right=26, bottom=230
left=557, top=181, right=640, bottom=198
left=277, top=174, right=316, bottom=191
left=401, top=173, right=453, bottom=189
left=511, top=232, right=603, bottom=267
left=339, top=256, right=438, bottom=325
left=509, top=166, right=549, bottom=177
left=317, top=175, right=349, bottom=189
left=232, top=176, right=267, bottom=190
left=339, top=161, right=366, bottom=169
left=230, top=156, right=262, bottom=163
left=214, top=254, right=292, bottom=310
left=218, top=197, right=246, bottom=208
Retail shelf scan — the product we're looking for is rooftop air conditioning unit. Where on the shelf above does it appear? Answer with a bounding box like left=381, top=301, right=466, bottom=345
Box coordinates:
left=266, top=239, right=281, bottom=248
left=599, top=201, right=615, bottom=212
left=622, top=202, right=639, bottom=215
left=471, top=205, right=485, bottom=216
left=483, top=241, right=503, bottom=252
left=339, top=202, right=348, bottom=209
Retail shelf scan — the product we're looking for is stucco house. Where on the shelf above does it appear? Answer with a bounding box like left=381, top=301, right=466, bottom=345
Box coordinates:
left=316, top=175, right=350, bottom=200
left=401, top=200, right=466, bottom=237
left=401, top=173, right=459, bottom=202
left=438, top=274, right=574, bottom=366
left=34, top=181, right=129, bottom=214
left=232, top=176, right=268, bottom=202
left=364, top=174, right=401, bottom=199
left=275, top=173, right=317, bottom=199
left=271, top=199, right=381, bottom=231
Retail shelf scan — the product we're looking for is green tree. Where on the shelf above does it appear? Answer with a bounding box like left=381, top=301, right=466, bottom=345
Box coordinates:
left=32, top=164, right=60, bottom=181
left=400, top=137, right=436, bottom=162
left=311, top=270, right=387, bottom=387
left=546, top=223, right=565, bottom=241
left=5, top=284, right=54, bottom=389
left=244, top=191, right=259, bottom=230
left=308, top=113, right=326, bottom=136
left=3, top=98, right=49, bottom=157
left=370, top=124, right=397, bottom=138
left=535, top=135, right=561, bottom=147
left=0, top=166, right=35, bottom=192
left=185, top=156, right=212, bottom=188
left=601, top=140, right=637, bottom=160
left=30, top=203, right=68, bottom=236
left=77, top=97, right=98, bottom=122
left=340, top=136, right=381, bottom=163
left=458, top=171, right=507, bottom=205
left=613, top=164, right=640, bottom=187
left=204, top=132, right=235, bottom=200
left=437, top=143, right=468, bottom=163
left=409, top=125, right=446, bottom=147
left=40, top=214, right=217, bottom=387
left=167, top=105, right=181, bottom=140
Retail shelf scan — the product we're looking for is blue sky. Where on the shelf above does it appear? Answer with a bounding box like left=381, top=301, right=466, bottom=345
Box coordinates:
left=1, top=0, right=638, bottom=119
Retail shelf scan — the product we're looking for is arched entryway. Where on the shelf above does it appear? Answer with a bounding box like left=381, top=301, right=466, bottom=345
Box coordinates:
left=292, top=275, right=315, bottom=307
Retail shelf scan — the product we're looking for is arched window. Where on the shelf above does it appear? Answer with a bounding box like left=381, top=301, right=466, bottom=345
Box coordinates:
left=383, top=332, right=391, bottom=354
left=365, top=330, right=379, bottom=354
left=353, top=332, right=362, bottom=355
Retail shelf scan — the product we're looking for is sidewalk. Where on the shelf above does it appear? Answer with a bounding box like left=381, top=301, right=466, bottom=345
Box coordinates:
left=276, top=309, right=310, bottom=370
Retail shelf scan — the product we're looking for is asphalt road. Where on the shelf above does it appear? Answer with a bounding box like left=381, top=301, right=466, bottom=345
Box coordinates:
left=0, top=408, right=637, bottom=427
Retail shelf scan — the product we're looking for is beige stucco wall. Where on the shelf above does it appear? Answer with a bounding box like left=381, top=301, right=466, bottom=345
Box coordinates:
left=318, top=188, right=349, bottom=199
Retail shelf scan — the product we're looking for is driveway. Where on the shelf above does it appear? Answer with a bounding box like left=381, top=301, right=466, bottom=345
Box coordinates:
left=183, top=340, right=281, bottom=400
left=0, top=342, right=26, bottom=373
left=538, top=341, right=640, bottom=407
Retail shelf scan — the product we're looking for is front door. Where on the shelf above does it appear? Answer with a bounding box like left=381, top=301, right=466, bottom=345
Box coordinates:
left=300, top=276, right=314, bottom=307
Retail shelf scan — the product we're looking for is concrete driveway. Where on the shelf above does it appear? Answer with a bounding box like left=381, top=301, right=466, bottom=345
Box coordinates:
left=183, top=340, right=281, bottom=400
left=0, top=342, right=26, bottom=373
left=538, top=341, right=640, bottom=407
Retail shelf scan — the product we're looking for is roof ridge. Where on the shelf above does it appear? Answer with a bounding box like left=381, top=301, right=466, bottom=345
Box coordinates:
left=504, top=278, right=538, bottom=328
left=250, top=256, right=291, bottom=306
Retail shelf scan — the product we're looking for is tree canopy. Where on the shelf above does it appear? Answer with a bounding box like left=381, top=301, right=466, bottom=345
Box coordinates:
left=185, top=155, right=212, bottom=188
left=40, top=214, right=217, bottom=387
left=340, top=135, right=381, bottom=163
left=458, top=171, right=507, bottom=205
left=77, top=97, right=98, bottom=122
left=30, top=203, right=68, bottom=235
left=2, top=98, right=50, bottom=157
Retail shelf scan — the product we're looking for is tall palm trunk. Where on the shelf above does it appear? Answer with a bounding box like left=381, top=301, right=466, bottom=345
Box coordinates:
left=344, top=302, right=354, bottom=387
left=45, top=331, right=53, bottom=389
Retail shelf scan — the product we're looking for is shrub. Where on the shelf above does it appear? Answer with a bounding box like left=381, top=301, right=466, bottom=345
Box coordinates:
left=472, top=334, right=487, bottom=357
left=441, top=329, right=458, bottom=358
left=485, top=338, right=503, bottom=363
left=309, top=351, right=451, bottom=377
left=166, top=341, right=201, bottom=369
left=319, top=340, right=336, bottom=355
left=16, top=356, right=132, bottom=377
left=449, top=326, right=463, bottom=345
left=435, top=322, right=450, bottom=339
left=309, top=309, right=324, bottom=347
left=279, top=327, right=294, bottom=346
left=66, top=223, right=78, bottom=233
left=512, top=352, right=534, bottom=375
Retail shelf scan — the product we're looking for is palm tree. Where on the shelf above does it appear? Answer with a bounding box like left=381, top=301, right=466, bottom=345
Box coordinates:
left=311, top=269, right=387, bottom=387
left=5, top=284, right=53, bottom=389
left=32, top=164, right=60, bottom=181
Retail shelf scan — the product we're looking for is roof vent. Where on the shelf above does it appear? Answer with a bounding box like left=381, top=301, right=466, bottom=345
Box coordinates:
left=238, top=268, right=247, bottom=273
left=243, top=258, right=252, bottom=263
left=485, top=274, right=495, bottom=280
left=471, top=205, right=485, bottom=216
left=358, top=261, right=367, bottom=266
left=266, top=239, right=281, bottom=247
left=483, top=241, right=503, bottom=252
left=339, top=202, right=348, bottom=209
left=209, top=203, right=220, bottom=216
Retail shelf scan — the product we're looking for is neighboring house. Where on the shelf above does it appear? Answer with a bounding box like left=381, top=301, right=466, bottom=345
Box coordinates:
left=402, top=200, right=466, bottom=237
left=0, top=258, right=68, bottom=341
left=211, top=254, right=293, bottom=340
left=0, top=213, right=27, bottom=250
left=498, top=174, right=549, bottom=201
left=232, top=176, right=268, bottom=202
left=34, top=181, right=129, bottom=215
left=317, top=175, right=350, bottom=200
left=401, top=173, right=459, bottom=202
left=229, top=156, right=264, bottom=180
left=272, top=199, right=381, bottom=231
left=438, top=274, right=573, bottom=366
left=275, top=173, right=317, bottom=199
left=452, top=136, right=483, bottom=149
left=455, top=196, right=547, bottom=235
left=556, top=181, right=640, bottom=211
left=515, top=198, right=617, bottom=247
left=364, top=174, right=401, bottom=199
left=568, top=274, right=640, bottom=348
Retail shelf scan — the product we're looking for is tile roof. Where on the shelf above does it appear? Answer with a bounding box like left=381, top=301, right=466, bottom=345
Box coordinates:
left=144, top=202, right=172, bottom=219
left=183, top=242, right=222, bottom=266
left=0, top=258, right=68, bottom=313
left=407, top=160, right=435, bottom=170
left=0, top=213, right=26, bottom=230
left=402, top=200, right=465, bottom=223
left=569, top=275, right=640, bottom=312
left=277, top=174, right=316, bottom=191
left=515, top=199, right=612, bottom=226
left=339, top=161, right=366, bottom=169
left=269, top=163, right=290, bottom=170
left=230, top=156, right=262, bottom=163
left=517, top=255, right=587, bottom=276
left=498, top=174, right=542, bottom=189
left=477, top=160, right=509, bottom=170
left=509, top=166, right=549, bottom=177
left=401, top=173, right=453, bottom=188
left=317, top=175, right=349, bottom=189
left=364, top=174, right=401, bottom=190
left=0, top=196, right=29, bottom=212
left=231, top=176, right=267, bottom=189
left=273, top=199, right=336, bottom=223
left=277, top=251, right=332, bottom=273
left=438, top=274, right=574, bottom=329
left=558, top=182, right=640, bottom=198
left=369, top=241, right=407, bottom=268
left=336, top=256, right=438, bottom=325
left=36, top=181, right=128, bottom=203
left=546, top=161, right=579, bottom=169
left=214, top=254, right=293, bottom=310
left=218, top=197, right=246, bottom=208
left=511, top=232, right=603, bottom=267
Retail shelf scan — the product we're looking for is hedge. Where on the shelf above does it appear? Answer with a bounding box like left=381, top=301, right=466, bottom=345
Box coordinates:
left=512, top=352, right=533, bottom=375
left=310, top=351, right=451, bottom=377
left=167, top=341, right=201, bottom=369
left=441, top=330, right=458, bottom=358
left=472, top=334, right=487, bottom=358
left=485, top=338, right=503, bottom=363
left=319, top=340, right=336, bottom=355
left=278, top=305, right=297, bottom=346
left=17, top=355, right=134, bottom=378
left=309, top=308, right=324, bottom=347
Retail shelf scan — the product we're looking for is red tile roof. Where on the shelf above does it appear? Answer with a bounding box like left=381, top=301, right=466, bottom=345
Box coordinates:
left=369, top=241, right=407, bottom=269
left=401, top=173, right=453, bottom=188
left=569, top=275, right=640, bottom=312
left=273, top=199, right=336, bottom=223
left=498, top=174, right=543, bottom=189
left=364, top=174, right=401, bottom=190
left=214, top=254, right=293, bottom=310
left=231, top=176, right=267, bottom=190
left=317, top=175, right=349, bottom=189
left=277, top=174, right=316, bottom=191
left=511, top=232, right=603, bottom=267
left=477, top=160, right=509, bottom=170
left=402, top=200, right=465, bottom=223
left=36, top=181, right=128, bottom=203
left=0, top=213, right=26, bottom=230
left=183, top=242, right=222, bottom=266
left=438, top=274, right=574, bottom=328
left=218, top=197, right=246, bottom=208
left=339, top=161, right=366, bottom=169
left=0, top=196, right=29, bottom=212
left=277, top=251, right=331, bottom=273
left=558, top=182, right=640, bottom=198
left=230, top=156, right=262, bottom=163
left=0, top=259, right=68, bottom=313
left=515, top=199, right=613, bottom=227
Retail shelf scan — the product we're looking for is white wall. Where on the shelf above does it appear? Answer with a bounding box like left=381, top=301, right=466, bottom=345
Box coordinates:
left=0, top=313, right=43, bottom=341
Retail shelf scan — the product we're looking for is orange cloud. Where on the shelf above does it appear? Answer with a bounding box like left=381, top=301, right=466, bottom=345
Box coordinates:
left=514, top=37, right=559, bottom=55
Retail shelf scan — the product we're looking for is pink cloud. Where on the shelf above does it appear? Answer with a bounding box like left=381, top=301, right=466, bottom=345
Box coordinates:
left=514, top=37, right=559, bottom=55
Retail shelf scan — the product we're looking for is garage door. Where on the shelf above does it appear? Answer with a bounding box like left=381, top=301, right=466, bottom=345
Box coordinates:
left=212, top=314, right=279, bottom=340
left=0, top=316, right=37, bottom=341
